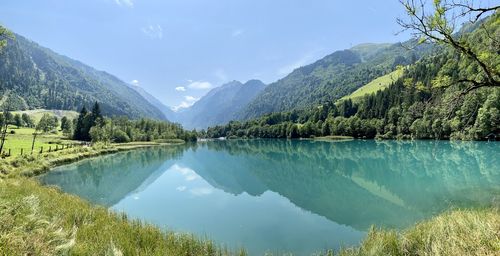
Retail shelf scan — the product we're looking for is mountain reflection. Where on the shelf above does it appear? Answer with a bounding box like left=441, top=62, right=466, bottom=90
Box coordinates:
left=40, top=140, right=500, bottom=231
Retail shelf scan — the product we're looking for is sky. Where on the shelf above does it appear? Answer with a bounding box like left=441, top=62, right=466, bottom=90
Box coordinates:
left=0, top=0, right=412, bottom=110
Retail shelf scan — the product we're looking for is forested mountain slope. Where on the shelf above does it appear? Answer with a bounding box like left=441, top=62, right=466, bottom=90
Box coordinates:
left=205, top=13, right=499, bottom=140
left=238, top=42, right=431, bottom=120
left=0, top=33, right=166, bottom=120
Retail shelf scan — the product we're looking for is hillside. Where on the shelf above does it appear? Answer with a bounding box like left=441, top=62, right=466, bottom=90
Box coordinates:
left=176, top=80, right=266, bottom=129
left=0, top=33, right=166, bottom=120
left=129, top=84, right=176, bottom=121
left=238, top=42, right=430, bottom=120
left=340, top=68, right=404, bottom=102
left=205, top=13, right=499, bottom=140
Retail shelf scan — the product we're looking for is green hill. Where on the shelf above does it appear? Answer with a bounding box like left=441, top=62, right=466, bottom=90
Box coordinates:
left=0, top=33, right=166, bottom=120
left=340, top=68, right=404, bottom=102
left=238, top=43, right=430, bottom=120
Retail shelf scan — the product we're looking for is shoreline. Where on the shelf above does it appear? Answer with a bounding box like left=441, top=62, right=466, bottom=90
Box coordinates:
left=0, top=141, right=498, bottom=255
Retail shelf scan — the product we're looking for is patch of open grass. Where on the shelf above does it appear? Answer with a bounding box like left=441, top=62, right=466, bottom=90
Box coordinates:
left=11, top=109, right=79, bottom=123
left=1, top=126, right=71, bottom=156
left=340, top=69, right=403, bottom=102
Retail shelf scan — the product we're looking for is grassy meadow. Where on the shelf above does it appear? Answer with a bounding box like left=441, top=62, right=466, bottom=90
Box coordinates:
left=340, top=69, right=403, bottom=102
left=11, top=109, right=79, bottom=123
left=1, top=126, right=76, bottom=157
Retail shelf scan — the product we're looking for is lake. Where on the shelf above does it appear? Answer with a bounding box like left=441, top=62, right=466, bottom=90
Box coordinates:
left=39, top=140, right=500, bottom=255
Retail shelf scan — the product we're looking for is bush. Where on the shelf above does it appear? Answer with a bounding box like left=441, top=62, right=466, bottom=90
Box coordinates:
left=113, top=130, right=130, bottom=143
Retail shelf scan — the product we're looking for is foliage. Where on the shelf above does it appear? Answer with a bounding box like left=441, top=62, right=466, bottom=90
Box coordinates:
left=398, top=0, right=500, bottom=93
left=205, top=14, right=499, bottom=141
left=73, top=102, right=197, bottom=143
left=36, top=113, right=58, bottom=133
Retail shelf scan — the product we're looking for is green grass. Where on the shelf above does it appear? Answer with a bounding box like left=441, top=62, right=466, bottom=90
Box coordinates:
left=1, top=126, right=72, bottom=156
left=337, top=208, right=500, bottom=256
left=11, top=109, right=79, bottom=123
left=340, top=69, right=403, bottom=102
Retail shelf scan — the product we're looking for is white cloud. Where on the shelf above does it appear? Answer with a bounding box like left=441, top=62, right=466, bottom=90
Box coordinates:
left=232, top=29, right=244, bottom=37
left=171, top=95, right=200, bottom=111
left=171, top=102, right=192, bottom=112
left=190, top=187, right=213, bottom=196
left=187, top=81, right=213, bottom=90
left=131, top=79, right=140, bottom=86
left=184, top=96, right=199, bottom=102
left=114, top=0, right=133, bottom=7
left=141, top=24, right=163, bottom=39
left=169, top=164, right=200, bottom=180
left=175, top=86, right=186, bottom=92
left=176, top=186, right=187, bottom=192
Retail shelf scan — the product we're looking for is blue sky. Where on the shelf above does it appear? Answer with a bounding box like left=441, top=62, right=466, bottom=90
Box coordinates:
left=0, top=0, right=411, bottom=110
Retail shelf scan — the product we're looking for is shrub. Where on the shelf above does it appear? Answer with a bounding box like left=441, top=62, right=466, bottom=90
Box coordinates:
left=113, top=130, right=130, bottom=143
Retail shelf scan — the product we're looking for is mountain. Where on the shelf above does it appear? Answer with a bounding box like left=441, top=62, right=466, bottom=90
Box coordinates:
left=0, top=32, right=166, bottom=120
left=238, top=42, right=431, bottom=120
left=205, top=13, right=499, bottom=140
left=129, top=84, right=176, bottom=121
left=176, top=80, right=266, bottom=129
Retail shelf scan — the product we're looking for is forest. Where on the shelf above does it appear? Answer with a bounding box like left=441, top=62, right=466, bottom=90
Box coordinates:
left=203, top=12, right=499, bottom=141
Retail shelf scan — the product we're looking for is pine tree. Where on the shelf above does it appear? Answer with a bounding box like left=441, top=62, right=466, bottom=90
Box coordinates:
left=74, top=106, right=88, bottom=141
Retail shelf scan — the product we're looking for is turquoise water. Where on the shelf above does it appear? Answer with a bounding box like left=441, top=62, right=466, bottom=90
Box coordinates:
left=40, top=140, right=500, bottom=255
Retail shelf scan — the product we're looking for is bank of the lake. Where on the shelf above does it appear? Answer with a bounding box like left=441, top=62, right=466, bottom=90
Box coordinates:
left=0, top=141, right=499, bottom=255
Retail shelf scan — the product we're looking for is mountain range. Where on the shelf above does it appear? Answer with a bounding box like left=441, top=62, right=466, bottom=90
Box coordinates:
left=171, top=80, right=266, bottom=129
left=0, top=28, right=431, bottom=130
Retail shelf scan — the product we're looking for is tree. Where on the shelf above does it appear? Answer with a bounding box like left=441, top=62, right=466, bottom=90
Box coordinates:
left=398, top=0, right=500, bottom=94
left=89, top=124, right=111, bottom=143
left=14, top=114, right=23, bottom=128
left=60, top=116, right=73, bottom=137
left=74, top=103, right=103, bottom=141
left=74, top=106, right=88, bottom=141
left=22, top=113, right=34, bottom=128
left=0, top=111, right=13, bottom=154
left=91, top=101, right=102, bottom=122
left=0, top=25, right=13, bottom=52
left=37, top=113, right=57, bottom=133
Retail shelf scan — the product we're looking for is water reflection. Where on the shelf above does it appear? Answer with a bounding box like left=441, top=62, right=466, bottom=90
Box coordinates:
left=40, top=140, right=500, bottom=254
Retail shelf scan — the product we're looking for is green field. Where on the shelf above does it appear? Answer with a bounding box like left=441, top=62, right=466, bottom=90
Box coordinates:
left=11, top=109, right=79, bottom=123
left=340, top=68, right=403, bottom=102
left=2, top=109, right=79, bottom=156
left=1, top=126, right=74, bottom=156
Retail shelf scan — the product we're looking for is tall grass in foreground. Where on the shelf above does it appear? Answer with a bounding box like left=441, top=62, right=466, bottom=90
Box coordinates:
left=336, top=208, right=500, bottom=256
left=0, top=178, right=246, bottom=256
